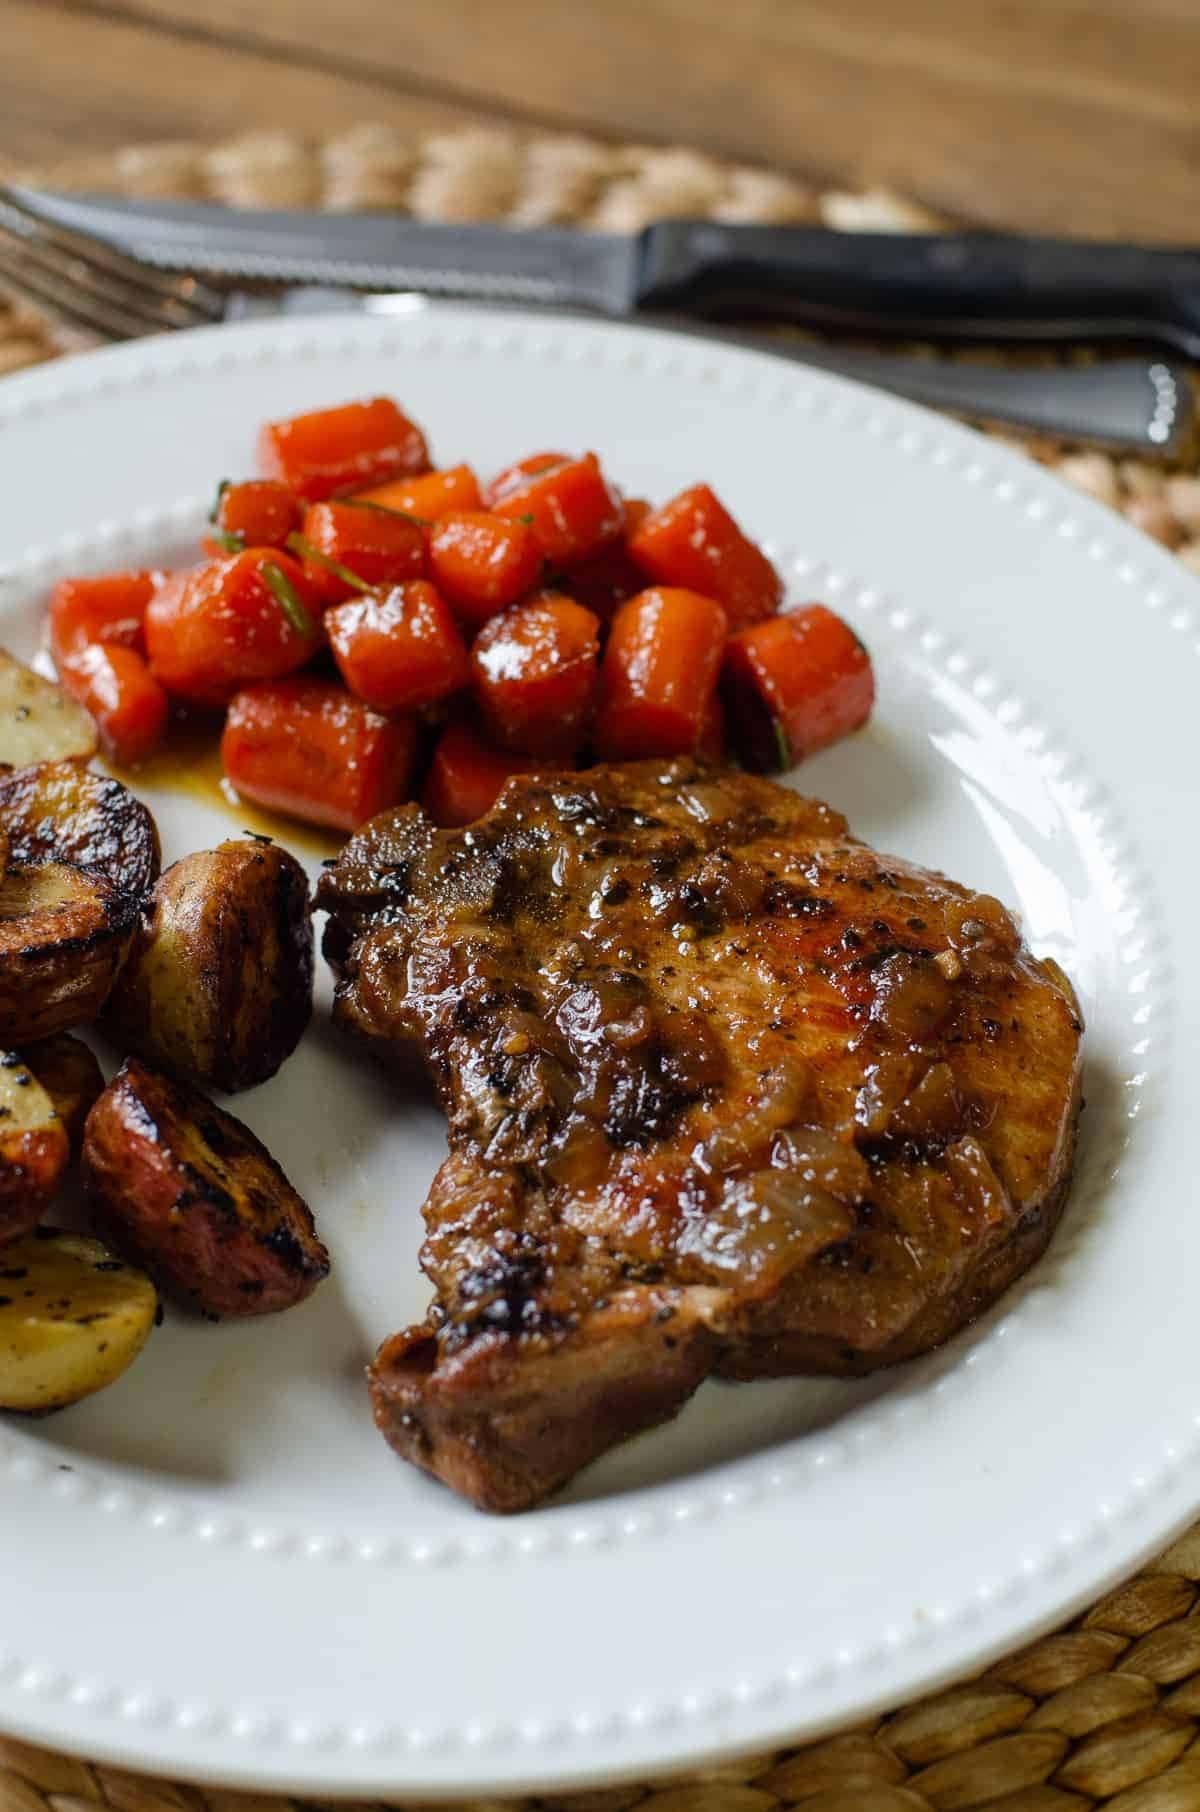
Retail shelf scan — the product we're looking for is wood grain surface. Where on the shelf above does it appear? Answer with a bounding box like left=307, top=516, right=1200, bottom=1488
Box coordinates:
left=4, top=0, right=1200, bottom=237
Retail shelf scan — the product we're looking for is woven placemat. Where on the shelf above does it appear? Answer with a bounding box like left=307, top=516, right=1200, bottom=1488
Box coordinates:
left=3, top=125, right=1200, bottom=1812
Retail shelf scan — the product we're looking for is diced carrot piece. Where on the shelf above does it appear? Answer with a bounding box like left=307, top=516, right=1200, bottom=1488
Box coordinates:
left=258, top=397, right=429, bottom=502
left=48, top=572, right=159, bottom=665
left=354, top=464, right=481, bottom=520
left=487, top=452, right=624, bottom=566
left=722, top=603, right=875, bottom=771
left=595, top=587, right=728, bottom=761
left=326, top=581, right=469, bottom=712
left=426, top=511, right=543, bottom=627
left=144, top=549, right=322, bottom=708
left=221, top=677, right=417, bottom=833
left=422, top=719, right=543, bottom=827
left=629, top=483, right=782, bottom=633
left=471, top=594, right=600, bottom=758
left=205, top=480, right=303, bottom=556
left=482, top=452, right=571, bottom=508
left=59, top=645, right=169, bottom=767
left=296, top=501, right=426, bottom=605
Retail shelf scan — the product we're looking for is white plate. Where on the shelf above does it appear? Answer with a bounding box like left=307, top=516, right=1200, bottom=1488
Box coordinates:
left=0, top=306, right=1196, bottom=1800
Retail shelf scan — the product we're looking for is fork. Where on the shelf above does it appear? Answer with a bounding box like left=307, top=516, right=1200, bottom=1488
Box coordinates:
left=0, top=185, right=226, bottom=339
left=1, top=181, right=1193, bottom=458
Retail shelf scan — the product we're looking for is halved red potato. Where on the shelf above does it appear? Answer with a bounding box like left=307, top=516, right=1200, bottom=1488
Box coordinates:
left=82, top=1059, right=329, bottom=1318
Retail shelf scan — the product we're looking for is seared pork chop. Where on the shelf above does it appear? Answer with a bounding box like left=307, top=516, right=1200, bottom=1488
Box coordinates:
left=318, top=762, right=1083, bottom=1512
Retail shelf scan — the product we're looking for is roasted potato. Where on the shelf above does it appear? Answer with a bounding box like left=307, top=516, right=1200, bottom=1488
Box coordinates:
left=19, top=1033, right=104, bottom=1155
left=0, top=1053, right=69, bottom=1246
left=82, top=1057, right=329, bottom=1317
left=0, top=863, right=137, bottom=1044
left=104, top=838, right=313, bottom=1092
left=0, top=761, right=161, bottom=901
left=0, top=651, right=97, bottom=767
left=0, top=1228, right=156, bottom=1411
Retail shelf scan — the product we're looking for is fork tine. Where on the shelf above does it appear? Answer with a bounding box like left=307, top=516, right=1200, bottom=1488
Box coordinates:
left=0, top=186, right=225, bottom=329
left=0, top=223, right=215, bottom=337
left=0, top=236, right=164, bottom=341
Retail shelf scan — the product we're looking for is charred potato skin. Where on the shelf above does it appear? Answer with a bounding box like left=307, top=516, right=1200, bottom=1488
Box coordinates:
left=0, top=762, right=161, bottom=902
left=0, top=1053, right=69, bottom=1246
left=19, top=1033, right=104, bottom=1156
left=104, top=839, right=314, bottom=1092
left=0, top=863, right=138, bottom=1044
left=82, top=1058, right=329, bottom=1317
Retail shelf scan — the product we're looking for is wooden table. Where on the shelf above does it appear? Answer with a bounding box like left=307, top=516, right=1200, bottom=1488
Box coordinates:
left=4, top=0, right=1199, bottom=240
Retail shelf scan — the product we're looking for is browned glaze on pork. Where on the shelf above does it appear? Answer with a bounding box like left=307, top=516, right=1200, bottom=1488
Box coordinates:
left=318, top=762, right=1083, bottom=1511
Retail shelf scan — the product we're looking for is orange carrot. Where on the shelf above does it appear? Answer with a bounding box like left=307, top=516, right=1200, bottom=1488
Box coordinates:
left=206, top=480, right=302, bottom=556
left=59, top=645, right=169, bottom=767
left=426, top=511, right=543, bottom=627
left=354, top=464, right=481, bottom=520
left=48, top=571, right=159, bottom=665
left=221, top=677, right=417, bottom=833
left=471, top=593, right=600, bottom=757
left=144, top=549, right=321, bottom=707
left=594, top=587, right=728, bottom=760
left=722, top=603, right=875, bottom=771
left=486, top=452, right=624, bottom=566
left=258, top=397, right=429, bottom=501
left=294, top=501, right=426, bottom=605
left=326, top=581, right=470, bottom=712
left=422, top=719, right=542, bottom=826
left=628, top=483, right=782, bottom=633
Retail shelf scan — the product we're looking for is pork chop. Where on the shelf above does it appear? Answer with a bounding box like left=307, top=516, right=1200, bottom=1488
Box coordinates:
left=318, top=762, right=1083, bottom=1512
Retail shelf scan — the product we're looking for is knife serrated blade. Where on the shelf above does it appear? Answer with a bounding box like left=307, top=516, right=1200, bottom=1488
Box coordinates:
left=6, top=187, right=641, bottom=313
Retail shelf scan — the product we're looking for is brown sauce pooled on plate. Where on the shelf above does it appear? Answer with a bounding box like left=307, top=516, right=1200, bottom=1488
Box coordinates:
left=107, top=719, right=343, bottom=860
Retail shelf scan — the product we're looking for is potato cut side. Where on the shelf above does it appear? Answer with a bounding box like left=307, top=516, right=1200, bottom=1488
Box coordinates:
left=19, top=1033, right=104, bottom=1156
left=82, top=1057, right=329, bottom=1318
left=0, top=761, right=161, bottom=901
left=104, top=838, right=313, bottom=1092
left=0, top=1053, right=69, bottom=1245
left=0, top=862, right=138, bottom=1044
left=0, top=652, right=97, bottom=766
left=0, top=1228, right=156, bottom=1411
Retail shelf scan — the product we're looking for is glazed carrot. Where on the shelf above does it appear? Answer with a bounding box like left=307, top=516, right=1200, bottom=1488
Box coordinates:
left=144, top=549, right=322, bottom=708
left=628, top=483, right=782, bottom=633
left=594, top=588, right=728, bottom=761
left=221, top=677, right=418, bottom=833
left=426, top=511, right=543, bottom=627
left=59, top=645, right=169, bottom=767
left=482, top=452, right=570, bottom=508
left=487, top=452, right=624, bottom=566
left=422, top=719, right=543, bottom=827
left=471, top=594, right=600, bottom=757
left=205, top=480, right=303, bottom=556
left=258, top=397, right=429, bottom=502
left=294, top=501, right=426, bottom=605
left=722, top=603, right=875, bottom=771
left=354, top=464, right=481, bottom=520
left=48, top=572, right=159, bottom=664
left=326, top=581, right=470, bottom=712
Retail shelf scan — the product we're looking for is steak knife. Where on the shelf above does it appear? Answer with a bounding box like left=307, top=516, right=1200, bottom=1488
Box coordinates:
left=12, top=187, right=1198, bottom=455
left=17, top=188, right=1200, bottom=354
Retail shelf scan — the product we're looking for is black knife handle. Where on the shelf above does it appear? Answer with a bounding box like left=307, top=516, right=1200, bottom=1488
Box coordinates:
left=635, top=221, right=1200, bottom=355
